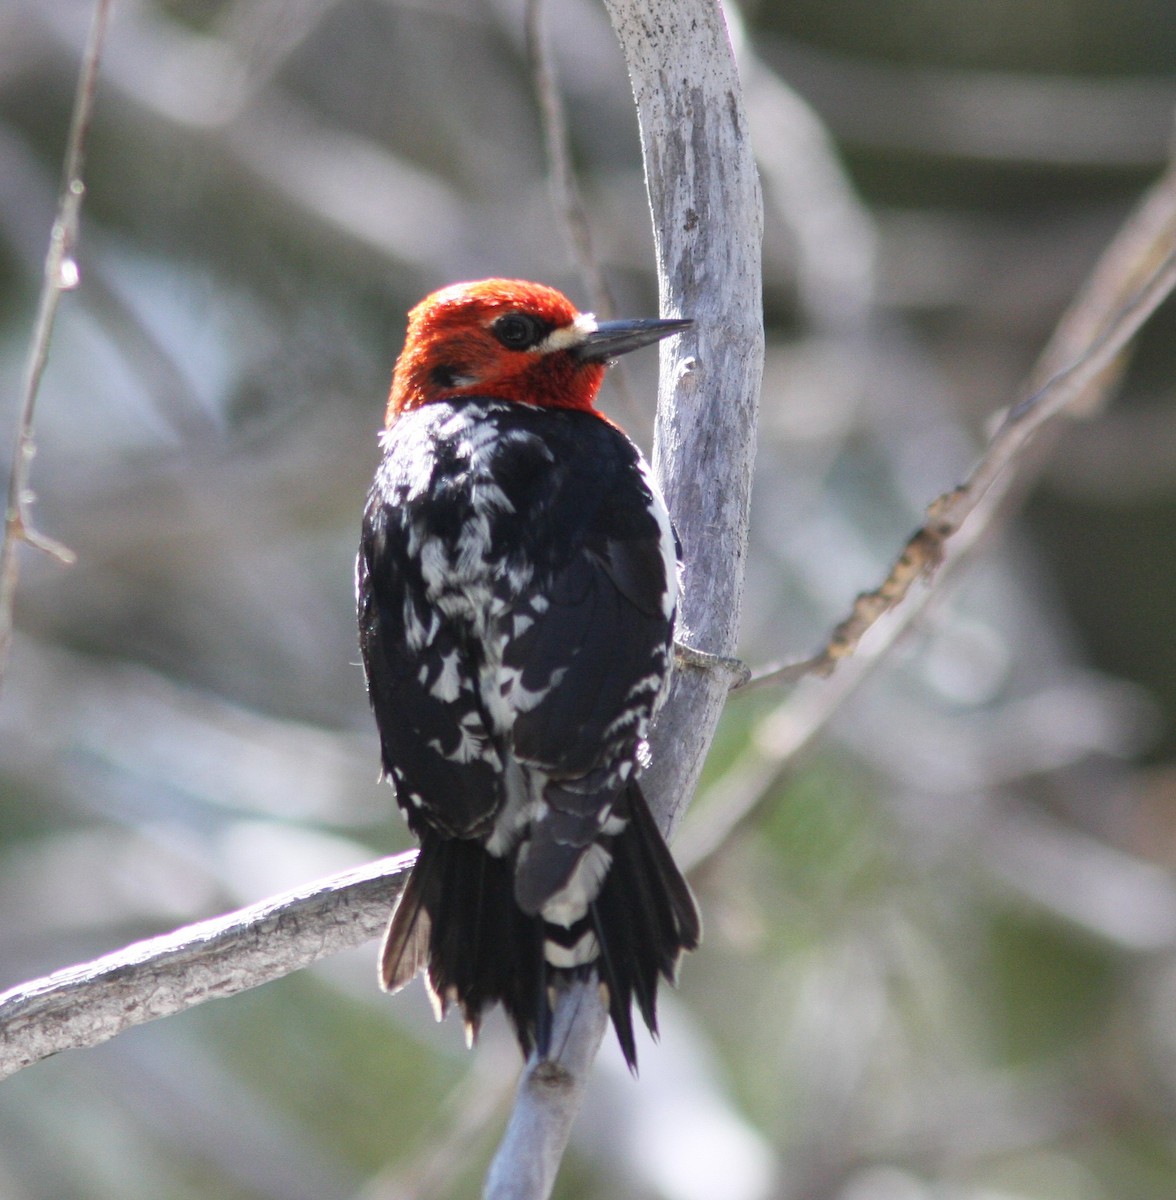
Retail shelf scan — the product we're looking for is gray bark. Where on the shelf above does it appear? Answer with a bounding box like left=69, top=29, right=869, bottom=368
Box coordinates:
left=0, top=854, right=412, bottom=1081
left=483, top=2, right=764, bottom=1196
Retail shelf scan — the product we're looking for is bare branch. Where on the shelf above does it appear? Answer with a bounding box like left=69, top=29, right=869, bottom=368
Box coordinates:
left=0, top=0, right=113, bottom=684
left=748, top=159, right=1176, bottom=692
left=523, top=0, right=617, bottom=321
left=683, top=160, right=1176, bottom=872
left=482, top=979, right=611, bottom=1200
left=0, top=853, right=412, bottom=1082
left=522, top=0, right=656, bottom=435
left=0, top=11, right=761, bottom=1186
left=484, top=1, right=764, bottom=1195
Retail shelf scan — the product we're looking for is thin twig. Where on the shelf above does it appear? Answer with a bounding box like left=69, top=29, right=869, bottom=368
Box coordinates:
left=679, top=607, right=912, bottom=872
left=523, top=0, right=616, bottom=321
left=14, top=18, right=1170, bottom=1195
left=0, top=0, right=113, bottom=685
left=523, top=0, right=651, bottom=433
left=0, top=853, right=413, bottom=1082
left=746, top=161, right=1176, bottom=693
left=680, top=162, right=1176, bottom=871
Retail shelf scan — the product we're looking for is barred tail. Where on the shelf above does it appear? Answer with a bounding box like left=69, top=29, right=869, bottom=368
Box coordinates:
left=380, top=781, right=700, bottom=1070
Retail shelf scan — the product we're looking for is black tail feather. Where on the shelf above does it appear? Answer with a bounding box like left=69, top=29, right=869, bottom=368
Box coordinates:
left=380, top=838, right=436, bottom=996
left=378, top=781, right=699, bottom=1070
left=590, top=781, right=700, bottom=1064
left=590, top=899, right=638, bottom=1066
left=382, top=831, right=547, bottom=1052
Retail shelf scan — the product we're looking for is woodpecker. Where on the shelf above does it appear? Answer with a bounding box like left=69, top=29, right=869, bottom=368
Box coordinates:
left=356, top=278, right=699, bottom=1068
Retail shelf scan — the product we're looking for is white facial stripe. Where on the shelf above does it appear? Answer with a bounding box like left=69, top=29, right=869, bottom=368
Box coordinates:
left=536, top=312, right=598, bottom=355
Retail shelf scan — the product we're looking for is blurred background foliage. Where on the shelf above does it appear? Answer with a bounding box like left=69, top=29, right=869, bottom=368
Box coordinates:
left=2, top=0, right=1176, bottom=1197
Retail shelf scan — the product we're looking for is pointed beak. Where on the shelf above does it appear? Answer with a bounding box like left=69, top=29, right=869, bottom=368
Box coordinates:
left=570, top=316, right=693, bottom=364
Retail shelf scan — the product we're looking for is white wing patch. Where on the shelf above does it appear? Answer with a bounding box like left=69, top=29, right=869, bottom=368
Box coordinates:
left=496, top=663, right=568, bottom=717
left=402, top=596, right=440, bottom=652
left=486, top=757, right=543, bottom=856
left=427, top=710, right=501, bottom=768
left=428, top=651, right=463, bottom=702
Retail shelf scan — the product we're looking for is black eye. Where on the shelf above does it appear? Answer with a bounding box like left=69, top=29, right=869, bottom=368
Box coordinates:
left=492, top=312, right=549, bottom=351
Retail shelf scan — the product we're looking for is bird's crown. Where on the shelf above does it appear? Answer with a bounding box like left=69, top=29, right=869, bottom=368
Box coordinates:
left=386, top=278, right=690, bottom=422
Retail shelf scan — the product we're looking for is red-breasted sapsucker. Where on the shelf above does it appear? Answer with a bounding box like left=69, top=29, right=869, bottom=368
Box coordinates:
left=356, top=278, right=699, bottom=1068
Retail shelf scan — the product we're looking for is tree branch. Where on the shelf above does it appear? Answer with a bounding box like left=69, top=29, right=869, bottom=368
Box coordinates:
left=680, top=157, right=1176, bottom=872
left=0, top=0, right=112, bottom=686
left=484, top=1, right=764, bottom=1196
left=0, top=853, right=413, bottom=1082
left=5, top=12, right=1170, bottom=1199
left=747, top=157, right=1176, bottom=692
left=0, top=7, right=762, bottom=1167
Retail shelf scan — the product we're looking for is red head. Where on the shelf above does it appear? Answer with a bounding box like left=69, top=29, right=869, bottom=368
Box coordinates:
left=386, top=279, right=690, bottom=424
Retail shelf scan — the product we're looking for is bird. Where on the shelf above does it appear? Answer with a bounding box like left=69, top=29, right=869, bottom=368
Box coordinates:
left=356, top=278, right=700, bottom=1069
